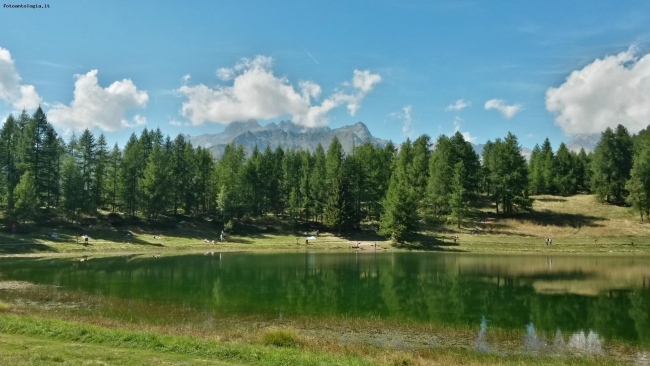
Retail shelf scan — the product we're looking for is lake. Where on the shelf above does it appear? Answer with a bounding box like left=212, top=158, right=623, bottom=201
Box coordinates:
left=1, top=252, right=650, bottom=351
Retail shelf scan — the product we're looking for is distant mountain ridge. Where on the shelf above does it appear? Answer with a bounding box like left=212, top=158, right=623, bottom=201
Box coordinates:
left=186, top=120, right=540, bottom=160
left=187, top=120, right=388, bottom=158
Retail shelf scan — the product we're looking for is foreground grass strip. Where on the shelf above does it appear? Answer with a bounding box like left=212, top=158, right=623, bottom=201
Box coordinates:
left=0, top=314, right=374, bottom=366
left=0, top=333, right=231, bottom=366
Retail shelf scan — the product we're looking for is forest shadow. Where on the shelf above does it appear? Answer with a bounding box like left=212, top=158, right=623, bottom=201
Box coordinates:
left=0, top=242, right=53, bottom=254
left=397, top=233, right=468, bottom=252
left=512, top=209, right=605, bottom=228
left=534, top=197, right=568, bottom=203
left=339, top=230, right=385, bottom=242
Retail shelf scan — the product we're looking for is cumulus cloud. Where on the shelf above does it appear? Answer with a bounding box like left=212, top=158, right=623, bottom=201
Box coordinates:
left=178, top=55, right=381, bottom=127
left=453, top=116, right=477, bottom=143
left=48, top=69, right=149, bottom=132
left=445, top=99, right=470, bottom=111
left=484, top=99, right=522, bottom=119
left=181, top=74, right=191, bottom=84
left=0, top=47, right=42, bottom=110
left=546, top=46, right=650, bottom=135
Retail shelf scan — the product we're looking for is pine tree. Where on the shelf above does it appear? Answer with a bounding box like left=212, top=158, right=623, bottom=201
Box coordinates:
left=483, top=133, right=531, bottom=214
left=310, top=144, right=327, bottom=222
left=19, top=107, right=52, bottom=206
left=448, top=161, right=469, bottom=228
left=554, top=142, right=577, bottom=196
left=540, top=138, right=556, bottom=194
left=142, top=143, right=170, bottom=220
left=591, top=127, right=616, bottom=202
left=380, top=139, right=419, bottom=243
left=61, top=156, right=84, bottom=220
left=299, top=151, right=313, bottom=221
left=14, top=171, right=38, bottom=223
left=574, top=148, right=590, bottom=193
left=324, top=138, right=344, bottom=231
left=120, top=133, right=141, bottom=217
left=409, top=134, right=431, bottom=202
left=94, top=133, right=109, bottom=210
left=194, top=147, right=214, bottom=213
left=0, top=115, right=20, bottom=212
left=106, top=143, right=121, bottom=212
left=528, top=144, right=544, bottom=195
left=426, top=135, right=454, bottom=215
left=626, top=138, right=650, bottom=221
left=77, top=129, right=97, bottom=213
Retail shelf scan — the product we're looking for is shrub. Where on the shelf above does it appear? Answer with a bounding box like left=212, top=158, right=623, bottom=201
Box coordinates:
left=262, top=327, right=301, bottom=348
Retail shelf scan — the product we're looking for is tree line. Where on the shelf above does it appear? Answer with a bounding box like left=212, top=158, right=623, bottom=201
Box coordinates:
left=2, top=107, right=649, bottom=241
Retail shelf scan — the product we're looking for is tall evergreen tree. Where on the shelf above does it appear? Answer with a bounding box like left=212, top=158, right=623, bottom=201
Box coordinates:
left=483, top=133, right=531, bottom=214
left=409, top=134, right=431, bottom=202
left=14, top=171, right=38, bottom=223
left=106, top=143, right=121, bottom=212
left=591, top=126, right=633, bottom=204
left=426, top=135, right=454, bottom=215
left=0, top=115, right=20, bottom=212
left=323, top=137, right=344, bottom=231
left=626, top=137, right=650, bottom=221
left=528, top=144, right=544, bottom=195
left=119, top=133, right=141, bottom=217
left=142, top=142, right=171, bottom=220
left=554, top=142, right=577, bottom=196
left=94, top=133, right=109, bottom=210
left=310, top=144, right=327, bottom=222
left=76, top=129, right=97, bottom=212
left=448, top=161, right=470, bottom=228
left=540, top=138, right=556, bottom=194
left=380, top=139, right=419, bottom=243
left=61, top=156, right=84, bottom=220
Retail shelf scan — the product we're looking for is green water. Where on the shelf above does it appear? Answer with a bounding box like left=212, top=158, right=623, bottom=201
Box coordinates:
left=1, top=252, right=650, bottom=345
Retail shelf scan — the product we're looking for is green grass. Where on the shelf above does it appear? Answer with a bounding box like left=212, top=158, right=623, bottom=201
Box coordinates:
left=0, top=333, right=235, bottom=366
left=2, top=194, right=650, bottom=257
left=0, top=314, right=374, bottom=366
left=0, top=314, right=623, bottom=366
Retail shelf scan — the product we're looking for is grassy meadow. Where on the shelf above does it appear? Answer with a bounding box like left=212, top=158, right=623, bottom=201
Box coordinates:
left=1, top=194, right=649, bottom=257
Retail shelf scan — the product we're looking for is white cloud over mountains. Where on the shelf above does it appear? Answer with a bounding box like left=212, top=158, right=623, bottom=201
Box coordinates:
left=546, top=46, right=650, bottom=135
left=179, top=55, right=381, bottom=127
left=0, top=47, right=42, bottom=110
left=484, top=99, right=522, bottom=119
left=48, top=70, right=149, bottom=132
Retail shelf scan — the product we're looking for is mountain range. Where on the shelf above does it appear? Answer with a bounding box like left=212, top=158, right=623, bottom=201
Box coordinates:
left=186, top=120, right=388, bottom=158
left=186, top=120, right=598, bottom=160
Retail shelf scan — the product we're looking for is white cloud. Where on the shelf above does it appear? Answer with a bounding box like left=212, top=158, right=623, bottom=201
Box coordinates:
left=546, top=46, right=650, bottom=135
left=48, top=69, right=149, bottom=132
left=445, top=99, right=470, bottom=111
left=352, top=70, right=382, bottom=93
left=179, top=55, right=381, bottom=127
left=0, top=47, right=42, bottom=110
left=181, top=74, right=191, bottom=84
left=390, top=105, right=413, bottom=137
left=452, top=116, right=477, bottom=143
left=484, top=99, right=522, bottom=119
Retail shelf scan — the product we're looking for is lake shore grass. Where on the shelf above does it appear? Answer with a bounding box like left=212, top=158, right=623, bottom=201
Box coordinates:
left=0, top=313, right=623, bottom=366
left=1, top=194, right=650, bottom=258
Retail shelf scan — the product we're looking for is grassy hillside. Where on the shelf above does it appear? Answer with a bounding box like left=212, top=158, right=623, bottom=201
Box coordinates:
left=0, top=194, right=649, bottom=256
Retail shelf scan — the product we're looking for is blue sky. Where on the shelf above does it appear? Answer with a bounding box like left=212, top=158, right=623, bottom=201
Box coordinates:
left=1, top=0, right=649, bottom=149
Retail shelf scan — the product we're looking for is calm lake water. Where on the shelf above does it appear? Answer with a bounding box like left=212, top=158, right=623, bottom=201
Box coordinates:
left=1, top=252, right=650, bottom=346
